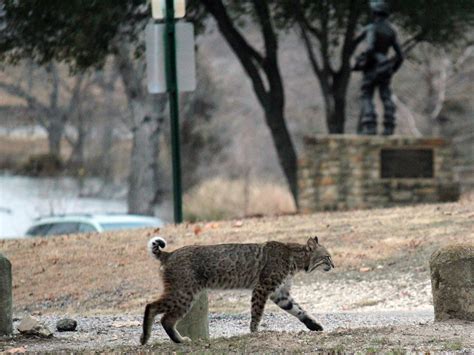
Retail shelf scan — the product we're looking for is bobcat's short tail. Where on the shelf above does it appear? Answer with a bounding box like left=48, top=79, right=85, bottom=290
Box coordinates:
left=148, top=236, right=167, bottom=260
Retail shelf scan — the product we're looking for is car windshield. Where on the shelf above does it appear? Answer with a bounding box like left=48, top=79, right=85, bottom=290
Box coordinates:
left=99, top=222, right=160, bottom=231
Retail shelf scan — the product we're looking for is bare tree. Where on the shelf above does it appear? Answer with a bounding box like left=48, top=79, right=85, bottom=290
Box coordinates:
left=396, top=43, right=474, bottom=136
left=0, top=62, right=87, bottom=157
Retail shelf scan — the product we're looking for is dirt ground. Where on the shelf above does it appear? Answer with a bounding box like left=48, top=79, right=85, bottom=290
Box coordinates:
left=0, top=197, right=473, bottom=353
left=1, top=320, right=473, bottom=353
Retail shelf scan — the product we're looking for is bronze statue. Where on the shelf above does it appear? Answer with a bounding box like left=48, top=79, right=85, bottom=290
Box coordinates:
left=353, top=0, right=404, bottom=135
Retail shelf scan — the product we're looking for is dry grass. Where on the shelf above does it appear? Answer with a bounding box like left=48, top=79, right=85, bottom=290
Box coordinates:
left=0, top=135, right=131, bottom=178
left=0, top=198, right=472, bottom=315
left=0, top=137, right=51, bottom=170
left=123, top=323, right=474, bottom=353
left=184, top=177, right=296, bottom=221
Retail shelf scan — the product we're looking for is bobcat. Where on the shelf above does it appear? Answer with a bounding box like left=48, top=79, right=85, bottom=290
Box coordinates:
left=140, top=236, right=334, bottom=344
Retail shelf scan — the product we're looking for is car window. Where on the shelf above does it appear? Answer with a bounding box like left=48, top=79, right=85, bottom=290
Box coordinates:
left=26, top=223, right=53, bottom=236
left=78, top=223, right=97, bottom=233
left=45, top=222, right=80, bottom=236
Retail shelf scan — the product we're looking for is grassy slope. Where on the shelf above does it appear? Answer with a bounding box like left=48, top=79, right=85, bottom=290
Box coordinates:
left=0, top=198, right=472, bottom=315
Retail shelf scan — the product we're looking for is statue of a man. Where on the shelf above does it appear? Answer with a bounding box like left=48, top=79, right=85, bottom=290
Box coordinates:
left=353, top=0, right=404, bottom=135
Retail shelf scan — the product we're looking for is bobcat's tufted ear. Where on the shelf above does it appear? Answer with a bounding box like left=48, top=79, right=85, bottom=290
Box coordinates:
left=314, top=236, right=319, bottom=244
left=307, top=237, right=318, bottom=250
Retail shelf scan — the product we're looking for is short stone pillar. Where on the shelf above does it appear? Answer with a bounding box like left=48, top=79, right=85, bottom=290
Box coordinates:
left=0, top=253, right=13, bottom=335
left=177, top=291, right=209, bottom=340
left=430, top=244, right=474, bottom=321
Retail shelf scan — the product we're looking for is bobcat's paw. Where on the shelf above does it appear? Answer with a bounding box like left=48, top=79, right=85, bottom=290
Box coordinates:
left=140, top=333, right=149, bottom=345
left=303, top=317, right=323, bottom=331
left=181, top=336, right=192, bottom=343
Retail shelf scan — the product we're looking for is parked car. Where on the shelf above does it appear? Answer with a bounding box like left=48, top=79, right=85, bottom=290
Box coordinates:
left=25, top=213, right=165, bottom=237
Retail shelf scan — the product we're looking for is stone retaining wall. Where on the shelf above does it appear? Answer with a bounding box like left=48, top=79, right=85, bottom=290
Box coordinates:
left=298, top=135, right=460, bottom=212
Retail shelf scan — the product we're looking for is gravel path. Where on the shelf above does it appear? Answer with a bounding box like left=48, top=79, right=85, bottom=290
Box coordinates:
left=1, top=309, right=435, bottom=352
left=1, top=269, right=441, bottom=352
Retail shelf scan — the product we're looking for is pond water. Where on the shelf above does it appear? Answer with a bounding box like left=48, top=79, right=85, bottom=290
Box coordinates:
left=0, top=175, right=127, bottom=238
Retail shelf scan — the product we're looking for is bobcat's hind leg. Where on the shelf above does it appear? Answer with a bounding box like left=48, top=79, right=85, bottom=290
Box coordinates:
left=270, top=287, right=323, bottom=331
left=160, top=291, right=196, bottom=343
left=161, top=312, right=192, bottom=343
left=250, top=285, right=272, bottom=333
left=141, top=297, right=170, bottom=345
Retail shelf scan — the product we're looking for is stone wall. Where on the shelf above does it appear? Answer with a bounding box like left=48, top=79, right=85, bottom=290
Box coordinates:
left=298, top=135, right=460, bottom=212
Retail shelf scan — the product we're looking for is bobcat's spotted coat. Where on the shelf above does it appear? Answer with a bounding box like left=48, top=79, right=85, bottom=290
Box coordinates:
left=140, top=236, right=334, bottom=344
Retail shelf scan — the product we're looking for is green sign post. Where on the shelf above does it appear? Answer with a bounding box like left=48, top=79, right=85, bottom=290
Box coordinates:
left=147, top=2, right=207, bottom=341
left=147, top=1, right=195, bottom=224
left=164, top=0, right=183, bottom=223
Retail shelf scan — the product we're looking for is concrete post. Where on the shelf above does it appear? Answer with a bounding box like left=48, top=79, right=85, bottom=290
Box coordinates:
left=430, top=244, right=474, bottom=321
left=177, top=291, right=209, bottom=340
left=0, top=253, right=13, bottom=335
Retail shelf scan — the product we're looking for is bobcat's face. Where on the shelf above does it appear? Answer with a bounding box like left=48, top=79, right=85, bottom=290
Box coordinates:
left=305, top=237, right=335, bottom=273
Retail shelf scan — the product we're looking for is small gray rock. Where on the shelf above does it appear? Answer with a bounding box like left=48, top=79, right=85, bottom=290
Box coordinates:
left=17, top=315, right=53, bottom=337
left=56, top=318, right=77, bottom=332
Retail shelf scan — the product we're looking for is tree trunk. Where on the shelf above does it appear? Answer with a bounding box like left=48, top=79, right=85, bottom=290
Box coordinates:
left=200, top=0, right=299, bottom=207
left=47, top=119, right=64, bottom=157
left=114, top=42, right=166, bottom=216
left=265, top=106, right=299, bottom=206
left=325, top=93, right=347, bottom=134
left=294, top=0, right=360, bottom=135
left=96, top=72, right=118, bottom=185
left=127, top=98, right=162, bottom=216
left=69, top=114, right=86, bottom=168
left=152, top=95, right=167, bottom=204
left=100, top=118, right=114, bottom=184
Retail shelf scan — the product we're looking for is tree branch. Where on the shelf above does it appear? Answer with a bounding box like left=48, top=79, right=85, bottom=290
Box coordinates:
left=0, top=81, right=52, bottom=128
left=319, top=2, right=332, bottom=75
left=200, top=0, right=268, bottom=105
left=392, top=94, right=422, bottom=136
left=340, top=0, right=360, bottom=72
left=252, top=0, right=277, bottom=60
left=0, top=81, right=48, bottom=115
left=252, top=0, right=285, bottom=106
left=401, top=31, right=425, bottom=55
left=66, top=73, right=85, bottom=117
left=294, top=0, right=323, bottom=79
left=46, top=63, right=60, bottom=111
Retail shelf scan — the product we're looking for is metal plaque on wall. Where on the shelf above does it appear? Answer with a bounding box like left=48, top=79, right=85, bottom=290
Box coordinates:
left=381, top=149, right=434, bottom=178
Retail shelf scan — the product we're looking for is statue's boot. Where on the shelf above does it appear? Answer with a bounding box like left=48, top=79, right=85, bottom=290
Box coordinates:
left=380, top=82, right=396, bottom=136
left=360, top=122, right=377, bottom=135
left=383, top=124, right=395, bottom=136
left=383, top=113, right=395, bottom=135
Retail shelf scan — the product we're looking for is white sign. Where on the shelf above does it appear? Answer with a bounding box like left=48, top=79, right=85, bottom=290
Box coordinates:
left=151, top=0, right=186, bottom=19
left=146, top=22, right=196, bottom=93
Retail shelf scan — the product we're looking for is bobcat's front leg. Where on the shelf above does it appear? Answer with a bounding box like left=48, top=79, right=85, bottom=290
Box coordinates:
left=250, top=285, right=271, bottom=332
left=270, top=288, right=323, bottom=331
